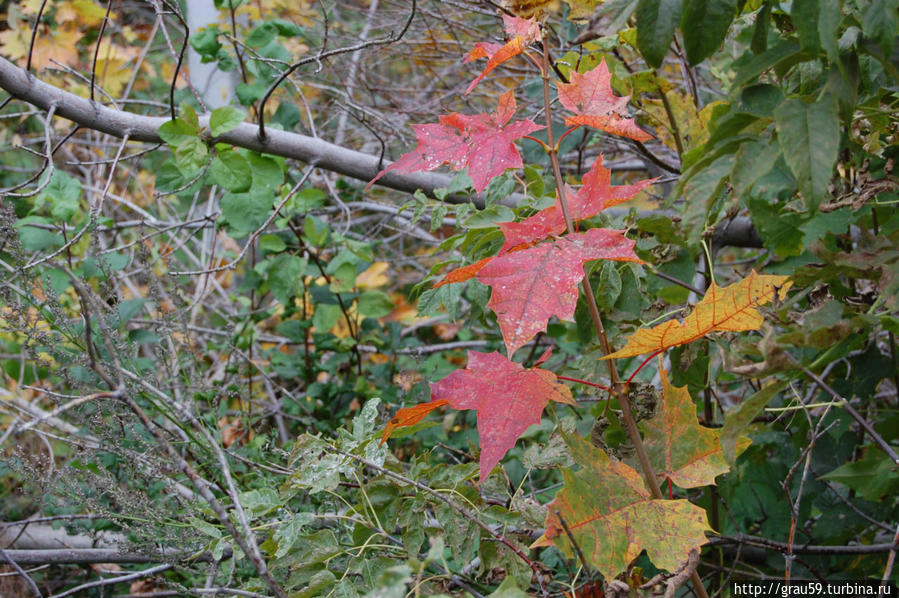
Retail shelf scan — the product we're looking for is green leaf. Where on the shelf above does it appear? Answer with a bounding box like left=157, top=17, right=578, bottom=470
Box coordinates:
left=636, top=0, right=681, bottom=68
left=822, top=449, right=899, bottom=501
left=239, top=488, right=280, bottom=518
left=247, top=152, right=284, bottom=190
left=462, top=205, right=515, bottom=229
left=731, top=41, right=801, bottom=91
left=750, top=1, right=771, bottom=54
left=747, top=198, right=804, bottom=256
left=273, top=513, right=314, bottom=559
left=209, top=146, right=252, bottom=192
left=313, top=303, right=342, bottom=333
left=680, top=0, right=737, bottom=65
left=284, top=188, right=326, bottom=216
left=268, top=255, right=306, bottom=304
left=739, top=84, right=784, bottom=117
left=16, top=217, right=64, bottom=252
left=190, top=27, right=221, bottom=60
left=435, top=501, right=480, bottom=564
left=188, top=516, right=222, bottom=539
left=791, top=0, right=820, bottom=53
left=358, top=290, right=394, bottom=318
left=720, top=381, right=788, bottom=464
left=236, top=81, right=267, bottom=106
left=174, top=137, right=209, bottom=176
left=221, top=188, right=272, bottom=238
left=731, top=140, right=780, bottom=197
left=179, top=103, right=199, bottom=130
left=303, top=215, right=329, bottom=247
left=209, top=106, right=246, bottom=136
left=288, top=436, right=352, bottom=494
left=329, top=262, right=357, bottom=293
left=259, top=234, right=286, bottom=253
left=116, top=298, right=149, bottom=328
left=818, top=0, right=841, bottom=62
left=487, top=577, right=530, bottom=598
left=157, top=118, right=197, bottom=147
left=774, top=94, right=840, bottom=209
left=38, top=170, right=82, bottom=221
left=861, top=0, right=899, bottom=54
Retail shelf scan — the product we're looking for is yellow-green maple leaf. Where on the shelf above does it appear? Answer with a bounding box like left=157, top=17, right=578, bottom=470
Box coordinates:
left=534, top=434, right=711, bottom=579
left=642, top=362, right=730, bottom=488
left=604, top=270, right=792, bottom=359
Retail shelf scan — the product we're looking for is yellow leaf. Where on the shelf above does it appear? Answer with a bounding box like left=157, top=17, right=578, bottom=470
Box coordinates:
left=0, top=24, right=83, bottom=71
left=19, top=0, right=46, bottom=15
left=604, top=271, right=792, bottom=359
left=356, top=261, right=390, bottom=289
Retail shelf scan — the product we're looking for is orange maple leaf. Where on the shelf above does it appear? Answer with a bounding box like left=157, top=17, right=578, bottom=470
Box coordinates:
left=556, top=58, right=653, bottom=142
left=464, top=14, right=541, bottom=94
left=604, top=271, right=792, bottom=360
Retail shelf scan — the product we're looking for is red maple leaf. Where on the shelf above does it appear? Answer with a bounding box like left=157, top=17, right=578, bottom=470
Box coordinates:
left=464, top=14, right=541, bottom=95
left=381, top=351, right=576, bottom=483
left=478, top=227, right=643, bottom=356
left=368, top=90, right=542, bottom=193
left=432, top=157, right=654, bottom=288
left=498, top=155, right=655, bottom=253
left=557, top=59, right=653, bottom=142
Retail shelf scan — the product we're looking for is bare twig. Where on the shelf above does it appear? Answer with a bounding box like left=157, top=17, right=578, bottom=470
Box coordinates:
left=0, top=547, right=43, bottom=597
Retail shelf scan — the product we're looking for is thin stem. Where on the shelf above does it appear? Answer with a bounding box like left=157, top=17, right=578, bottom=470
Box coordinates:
left=658, top=87, right=685, bottom=157
left=556, top=126, right=581, bottom=149
left=625, top=350, right=664, bottom=387
left=556, top=375, right=609, bottom=391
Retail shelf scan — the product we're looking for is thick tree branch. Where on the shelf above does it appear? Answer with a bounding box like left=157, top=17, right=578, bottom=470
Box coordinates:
left=0, top=56, right=457, bottom=201
left=0, top=549, right=202, bottom=565
left=0, top=56, right=762, bottom=248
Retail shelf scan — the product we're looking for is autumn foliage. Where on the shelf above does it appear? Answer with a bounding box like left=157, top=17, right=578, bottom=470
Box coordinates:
left=375, top=14, right=795, bottom=584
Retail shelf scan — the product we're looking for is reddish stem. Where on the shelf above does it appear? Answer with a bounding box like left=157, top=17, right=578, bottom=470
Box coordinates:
left=624, top=350, right=664, bottom=389
left=523, top=135, right=550, bottom=151
left=556, top=375, right=610, bottom=391
left=556, top=125, right=581, bottom=148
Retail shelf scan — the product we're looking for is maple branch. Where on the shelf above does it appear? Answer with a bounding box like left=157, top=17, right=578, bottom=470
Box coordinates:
left=554, top=509, right=592, bottom=581
left=539, top=36, right=710, bottom=598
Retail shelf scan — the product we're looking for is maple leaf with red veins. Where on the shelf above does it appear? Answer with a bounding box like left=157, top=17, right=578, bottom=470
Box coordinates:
left=478, top=227, right=643, bottom=356
left=498, top=155, right=655, bottom=253
left=368, top=90, right=542, bottom=193
left=464, top=15, right=541, bottom=95
left=381, top=351, right=576, bottom=483
left=557, top=59, right=653, bottom=142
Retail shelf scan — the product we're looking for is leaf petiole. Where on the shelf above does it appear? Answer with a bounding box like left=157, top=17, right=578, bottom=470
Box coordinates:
left=556, top=375, right=610, bottom=391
